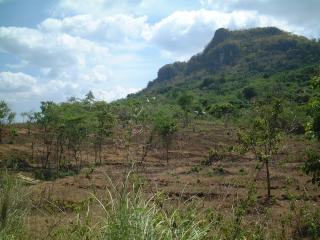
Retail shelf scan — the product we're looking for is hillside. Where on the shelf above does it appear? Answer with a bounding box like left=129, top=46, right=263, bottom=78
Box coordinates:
left=134, top=27, right=320, bottom=109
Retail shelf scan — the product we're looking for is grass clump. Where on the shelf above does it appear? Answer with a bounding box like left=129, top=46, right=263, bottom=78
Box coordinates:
left=52, top=172, right=211, bottom=240
left=0, top=171, right=29, bottom=239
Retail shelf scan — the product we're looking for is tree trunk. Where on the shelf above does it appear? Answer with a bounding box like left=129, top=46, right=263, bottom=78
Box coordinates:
left=0, top=127, right=3, bottom=143
left=183, top=111, right=189, bottom=127
left=166, top=143, right=169, bottom=165
left=99, top=141, right=102, bottom=165
left=31, top=142, right=34, bottom=162
left=265, top=158, right=271, bottom=198
left=94, top=149, right=97, bottom=164
left=141, top=132, right=153, bottom=164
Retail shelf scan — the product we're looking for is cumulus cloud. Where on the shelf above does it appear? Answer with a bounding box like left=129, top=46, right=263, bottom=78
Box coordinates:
left=39, top=14, right=148, bottom=43
left=200, top=0, right=320, bottom=38
left=93, top=86, right=140, bottom=102
left=144, top=9, right=290, bottom=59
left=0, top=24, right=124, bottom=108
left=41, top=8, right=296, bottom=61
left=55, top=0, right=143, bottom=16
left=0, top=26, right=109, bottom=69
left=0, top=71, right=37, bottom=93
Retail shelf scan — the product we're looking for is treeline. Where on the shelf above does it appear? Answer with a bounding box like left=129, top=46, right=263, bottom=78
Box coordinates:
left=33, top=92, right=114, bottom=170
left=1, top=92, right=180, bottom=179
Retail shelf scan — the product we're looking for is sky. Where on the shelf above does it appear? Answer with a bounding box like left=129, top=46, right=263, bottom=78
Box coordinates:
left=0, top=0, right=319, bottom=117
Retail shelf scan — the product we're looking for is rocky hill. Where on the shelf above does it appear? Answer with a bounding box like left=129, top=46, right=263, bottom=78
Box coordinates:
left=133, top=27, right=320, bottom=108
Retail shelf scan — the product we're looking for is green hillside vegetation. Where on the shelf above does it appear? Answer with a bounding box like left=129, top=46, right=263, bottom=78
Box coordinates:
left=131, top=27, right=320, bottom=126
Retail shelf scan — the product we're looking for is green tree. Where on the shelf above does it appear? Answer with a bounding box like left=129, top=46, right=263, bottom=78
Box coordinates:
left=93, top=101, right=115, bottom=164
left=0, top=101, right=15, bottom=143
left=304, top=73, right=320, bottom=185
left=177, top=93, right=194, bottom=126
left=237, top=99, right=283, bottom=198
left=84, top=90, right=95, bottom=107
left=209, top=103, right=235, bottom=118
left=153, top=109, right=177, bottom=165
left=303, top=150, right=320, bottom=186
left=34, top=101, right=59, bottom=169
left=242, top=86, right=257, bottom=100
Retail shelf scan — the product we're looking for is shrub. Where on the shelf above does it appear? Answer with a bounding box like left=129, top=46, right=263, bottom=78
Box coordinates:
left=202, top=148, right=224, bottom=166
left=303, top=150, right=320, bottom=186
left=3, top=151, right=30, bottom=170
left=242, top=86, right=257, bottom=100
left=209, top=103, right=235, bottom=118
left=293, top=204, right=320, bottom=239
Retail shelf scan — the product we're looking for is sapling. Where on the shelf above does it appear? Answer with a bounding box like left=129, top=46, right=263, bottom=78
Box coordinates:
left=237, top=99, right=283, bottom=198
left=153, top=109, right=177, bottom=165
left=177, top=92, right=194, bottom=127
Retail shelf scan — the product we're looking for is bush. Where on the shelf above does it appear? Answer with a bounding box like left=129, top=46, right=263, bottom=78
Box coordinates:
left=293, top=204, right=320, bottom=239
left=202, top=148, right=224, bottom=166
left=34, top=166, right=80, bottom=181
left=3, top=151, right=30, bottom=170
left=303, top=150, right=320, bottom=186
left=242, top=86, right=257, bottom=100
left=209, top=103, right=235, bottom=118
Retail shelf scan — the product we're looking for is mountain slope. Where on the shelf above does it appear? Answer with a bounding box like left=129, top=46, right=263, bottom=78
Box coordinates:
left=132, top=27, right=320, bottom=111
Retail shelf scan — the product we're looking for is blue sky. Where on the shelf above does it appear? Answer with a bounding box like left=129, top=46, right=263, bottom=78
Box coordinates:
left=0, top=0, right=319, bottom=116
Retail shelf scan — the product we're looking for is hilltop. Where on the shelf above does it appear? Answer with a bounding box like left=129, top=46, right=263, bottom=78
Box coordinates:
left=133, top=27, right=320, bottom=110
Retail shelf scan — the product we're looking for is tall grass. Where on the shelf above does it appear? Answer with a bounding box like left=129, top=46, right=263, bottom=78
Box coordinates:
left=41, top=171, right=320, bottom=240
left=52, top=172, right=211, bottom=240
left=0, top=171, right=29, bottom=240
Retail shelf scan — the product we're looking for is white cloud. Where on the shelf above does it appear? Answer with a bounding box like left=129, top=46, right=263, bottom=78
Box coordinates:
left=144, top=9, right=290, bottom=59
left=39, top=14, right=148, bottom=44
left=43, top=8, right=295, bottom=61
left=0, top=26, right=111, bottom=85
left=93, top=86, right=140, bottom=102
left=0, top=26, right=109, bottom=69
left=0, top=71, right=37, bottom=92
left=200, top=0, right=320, bottom=38
left=55, top=0, right=143, bottom=17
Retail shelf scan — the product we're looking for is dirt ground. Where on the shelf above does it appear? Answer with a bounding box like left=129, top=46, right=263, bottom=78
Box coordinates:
left=0, top=120, right=319, bottom=238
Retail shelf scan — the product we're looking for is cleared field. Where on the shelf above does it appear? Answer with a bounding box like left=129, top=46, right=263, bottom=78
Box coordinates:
left=1, top=120, right=318, bottom=239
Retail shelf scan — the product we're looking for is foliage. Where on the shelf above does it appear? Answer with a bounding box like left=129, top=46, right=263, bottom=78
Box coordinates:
left=31, top=92, right=115, bottom=176
left=304, top=71, right=320, bottom=186
left=202, top=146, right=225, bottom=166
left=153, top=109, right=178, bottom=164
left=291, top=202, right=320, bottom=239
left=93, top=101, right=115, bottom=164
left=209, top=103, right=235, bottom=118
left=177, top=92, right=194, bottom=126
left=305, top=74, right=320, bottom=140
left=237, top=99, right=283, bottom=198
left=303, top=150, right=320, bottom=186
left=242, top=86, right=257, bottom=100
left=0, top=100, right=15, bottom=143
